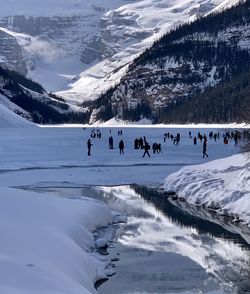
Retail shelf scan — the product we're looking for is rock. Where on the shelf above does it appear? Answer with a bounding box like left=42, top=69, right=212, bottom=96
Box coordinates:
left=164, top=190, right=176, bottom=197
left=0, top=30, right=27, bottom=75
left=112, top=214, right=127, bottom=224
left=104, top=268, right=116, bottom=277
left=95, top=238, right=108, bottom=249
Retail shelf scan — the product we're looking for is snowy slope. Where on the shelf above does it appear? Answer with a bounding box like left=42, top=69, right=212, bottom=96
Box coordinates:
left=0, top=99, right=34, bottom=127
left=0, top=186, right=111, bottom=294
left=0, top=0, right=240, bottom=105
left=164, top=153, right=250, bottom=225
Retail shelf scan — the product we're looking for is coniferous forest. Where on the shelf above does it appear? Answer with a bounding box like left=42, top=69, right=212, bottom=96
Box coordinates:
left=0, top=67, right=90, bottom=123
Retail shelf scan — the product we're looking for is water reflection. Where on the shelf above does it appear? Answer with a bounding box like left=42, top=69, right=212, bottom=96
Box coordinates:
left=26, top=185, right=250, bottom=293
left=98, top=185, right=250, bottom=294
left=131, top=185, right=250, bottom=247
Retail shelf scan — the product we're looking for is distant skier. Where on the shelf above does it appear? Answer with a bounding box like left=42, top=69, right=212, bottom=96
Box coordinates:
left=193, top=136, right=197, bottom=145
left=87, top=139, right=92, bottom=156
left=119, top=139, right=124, bottom=155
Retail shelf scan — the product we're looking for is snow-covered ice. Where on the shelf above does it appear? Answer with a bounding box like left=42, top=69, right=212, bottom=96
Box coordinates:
left=0, top=126, right=242, bottom=187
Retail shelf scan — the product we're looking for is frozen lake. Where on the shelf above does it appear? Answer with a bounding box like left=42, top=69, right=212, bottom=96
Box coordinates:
left=27, top=185, right=250, bottom=294
left=0, top=126, right=248, bottom=293
left=0, top=126, right=243, bottom=187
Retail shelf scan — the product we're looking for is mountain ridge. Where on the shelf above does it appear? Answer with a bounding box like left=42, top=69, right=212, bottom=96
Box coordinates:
left=89, top=0, right=250, bottom=124
left=0, top=0, right=237, bottom=101
left=0, top=0, right=248, bottom=125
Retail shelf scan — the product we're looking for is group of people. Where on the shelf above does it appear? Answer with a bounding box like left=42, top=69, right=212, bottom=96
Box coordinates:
left=164, top=132, right=181, bottom=145
left=90, top=129, right=102, bottom=139
left=86, top=128, right=248, bottom=158
left=87, top=130, right=125, bottom=156
left=133, top=136, right=151, bottom=157
left=109, top=135, right=125, bottom=154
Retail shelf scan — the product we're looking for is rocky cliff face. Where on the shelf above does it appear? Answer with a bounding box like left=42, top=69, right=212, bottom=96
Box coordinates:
left=0, top=29, right=27, bottom=75
left=0, top=1, right=131, bottom=93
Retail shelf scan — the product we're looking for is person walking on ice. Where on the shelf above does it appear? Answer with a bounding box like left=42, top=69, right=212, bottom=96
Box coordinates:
left=119, top=139, right=124, bottom=155
left=109, top=136, right=114, bottom=149
left=143, top=142, right=151, bottom=158
left=87, top=139, right=92, bottom=156
left=202, top=137, right=208, bottom=158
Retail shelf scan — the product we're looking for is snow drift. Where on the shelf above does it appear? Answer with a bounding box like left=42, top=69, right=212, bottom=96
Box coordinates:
left=164, top=152, right=250, bottom=225
left=0, top=101, right=34, bottom=128
left=0, top=187, right=112, bottom=294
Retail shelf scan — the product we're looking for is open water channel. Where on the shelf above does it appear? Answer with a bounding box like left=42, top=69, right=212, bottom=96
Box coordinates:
left=27, top=185, right=250, bottom=294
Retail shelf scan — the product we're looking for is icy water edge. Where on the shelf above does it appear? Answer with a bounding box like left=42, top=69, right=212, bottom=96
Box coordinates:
left=26, top=185, right=250, bottom=294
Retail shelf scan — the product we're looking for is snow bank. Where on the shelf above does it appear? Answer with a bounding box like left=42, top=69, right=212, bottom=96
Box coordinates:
left=164, top=153, right=250, bottom=225
left=0, top=102, right=34, bottom=128
left=0, top=187, right=111, bottom=294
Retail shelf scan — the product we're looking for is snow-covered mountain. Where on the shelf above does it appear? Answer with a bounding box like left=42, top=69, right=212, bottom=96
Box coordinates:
left=0, top=0, right=239, bottom=107
left=60, top=0, right=243, bottom=105
left=89, top=0, right=250, bottom=123
left=0, top=66, right=90, bottom=124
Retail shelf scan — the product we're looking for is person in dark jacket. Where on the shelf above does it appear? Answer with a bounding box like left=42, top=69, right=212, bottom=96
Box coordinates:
left=119, top=139, right=124, bottom=155
left=157, top=143, right=162, bottom=153
left=109, top=136, right=114, bottom=149
left=202, top=137, right=208, bottom=158
left=134, top=138, right=139, bottom=149
left=152, top=143, right=157, bottom=154
left=139, top=137, right=144, bottom=149
left=234, top=132, right=238, bottom=145
left=143, top=142, right=151, bottom=158
left=87, top=139, right=92, bottom=156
